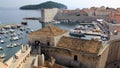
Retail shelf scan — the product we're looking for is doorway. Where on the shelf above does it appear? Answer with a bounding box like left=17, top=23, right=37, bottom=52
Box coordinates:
left=74, top=55, right=78, bottom=61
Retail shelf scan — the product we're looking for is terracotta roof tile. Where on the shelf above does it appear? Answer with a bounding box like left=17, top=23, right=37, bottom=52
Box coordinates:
left=29, top=25, right=68, bottom=36
left=57, top=36, right=102, bottom=54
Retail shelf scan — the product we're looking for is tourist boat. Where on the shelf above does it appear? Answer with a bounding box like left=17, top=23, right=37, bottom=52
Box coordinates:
left=0, top=40, right=4, bottom=44
left=69, top=25, right=85, bottom=37
left=0, top=47, right=3, bottom=50
left=0, top=53, right=6, bottom=58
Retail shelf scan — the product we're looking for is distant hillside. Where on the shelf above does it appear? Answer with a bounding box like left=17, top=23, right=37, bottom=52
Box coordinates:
left=20, top=1, right=67, bottom=10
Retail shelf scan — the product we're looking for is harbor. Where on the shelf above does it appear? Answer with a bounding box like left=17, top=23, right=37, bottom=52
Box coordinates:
left=0, top=24, right=32, bottom=62
left=1, top=1, right=120, bottom=67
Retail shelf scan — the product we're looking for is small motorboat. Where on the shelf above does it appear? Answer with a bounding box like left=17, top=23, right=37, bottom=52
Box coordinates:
left=0, top=47, right=3, bottom=50
left=10, top=36, right=19, bottom=41
left=9, top=29, right=15, bottom=33
left=0, top=53, right=6, bottom=58
left=0, top=40, right=4, bottom=44
left=30, top=29, right=34, bottom=32
left=27, top=27, right=30, bottom=30
left=7, top=44, right=14, bottom=48
left=13, top=43, right=17, bottom=47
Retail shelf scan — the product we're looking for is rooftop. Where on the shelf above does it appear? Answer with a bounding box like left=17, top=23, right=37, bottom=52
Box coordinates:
left=29, top=25, right=68, bottom=36
left=57, top=36, right=102, bottom=54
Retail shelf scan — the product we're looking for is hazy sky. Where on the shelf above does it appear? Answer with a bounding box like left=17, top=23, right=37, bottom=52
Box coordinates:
left=0, top=0, right=120, bottom=9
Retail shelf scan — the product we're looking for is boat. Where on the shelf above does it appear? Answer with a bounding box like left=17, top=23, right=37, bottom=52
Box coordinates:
left=0, top=53, right=6, bottom=58
left=0, top=40, right=4, bottom=44
left=21, top=20, right=27, bottom=25
left=27, top=27, right=30, bottom=30
left=70, top=23, right=102, bottom=37
left=7, top=44, right=14, bottom=48
left=10, top=36, right=19, bottom=41
left=30, top=29, right=34, bottom=32
left=0, top=47, right=3, bottom=50
left=11, top=33, right=17, bottom=37
left=0, top=31, right=5, bottom=34
left=9, top=29, right=15, bottom=33
left=13, top=43, right=17, bottom=47
left=3, top=25, right=11, bottom=29
left=70, top=29, right=85, bottom=37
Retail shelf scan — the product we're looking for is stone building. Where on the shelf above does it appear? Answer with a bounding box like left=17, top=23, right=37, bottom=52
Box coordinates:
left=109, top=12, right=120, bottom=24
left=29, top=25, right=120, bottom=68
left=40, top=36, right=110, bottom=68
left=41, top=8, right=59, bottom=23
left=28, top=25, right=69, bottom=47
left=43, top=37, right=120, bottom=68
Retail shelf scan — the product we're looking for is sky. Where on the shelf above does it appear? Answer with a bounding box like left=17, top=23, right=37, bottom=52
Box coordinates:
left=0, top=0, right=120, bottom=9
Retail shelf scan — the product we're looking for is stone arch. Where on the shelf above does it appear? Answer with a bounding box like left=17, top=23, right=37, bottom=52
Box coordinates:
left=106, top=39, right=120, bottom=68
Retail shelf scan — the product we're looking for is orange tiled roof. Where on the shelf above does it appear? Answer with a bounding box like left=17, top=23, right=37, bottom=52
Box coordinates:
left=29, top=25, right=68, bottom=36
left=57, top=36, right=102, bottom=54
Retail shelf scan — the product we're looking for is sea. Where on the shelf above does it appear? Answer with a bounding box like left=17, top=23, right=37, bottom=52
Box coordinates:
left=0, top=8, right=75, bottom=62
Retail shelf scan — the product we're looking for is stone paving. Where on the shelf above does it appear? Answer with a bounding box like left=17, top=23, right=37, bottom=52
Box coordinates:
left=22, top=54, right=36, bottom=68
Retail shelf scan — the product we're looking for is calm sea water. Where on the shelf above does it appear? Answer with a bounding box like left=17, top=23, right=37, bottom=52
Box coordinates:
left=0, top=8, right=42, bottom=30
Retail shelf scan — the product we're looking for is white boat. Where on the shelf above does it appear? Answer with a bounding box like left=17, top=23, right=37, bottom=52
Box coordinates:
left=7, top=44, right=14, bottom=48
left=30, top=29, right=34, bottom=32
left=11, top=33, right=17, bottom=37
left=0, top=53, right=6, bottom=58
left=9, top=29, right=15, bottom=33
left=0, top=40, right=4, bottom=43
left=13, top=43, right=17, bottom=47
left=27, top=27, right=30, bottom=30
left=11, top=36, right=19, bottom=41
left=0, top=47, right=3, bottom=50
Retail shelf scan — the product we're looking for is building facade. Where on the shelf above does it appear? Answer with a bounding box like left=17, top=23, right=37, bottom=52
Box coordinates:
left=29, top=25, right=120, bottom=68
left=41, top=8, right=59, bottom=23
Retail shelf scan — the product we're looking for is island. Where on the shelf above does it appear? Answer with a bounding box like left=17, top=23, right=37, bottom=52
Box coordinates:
left=20, top=1, right=67, bottom=10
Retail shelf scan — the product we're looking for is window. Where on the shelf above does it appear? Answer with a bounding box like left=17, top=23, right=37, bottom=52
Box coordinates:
left=74, top=55, right=78, bottom=61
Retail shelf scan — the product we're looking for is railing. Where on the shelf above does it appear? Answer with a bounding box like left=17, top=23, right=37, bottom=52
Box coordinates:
left=8, top=47, right=31, bottom=68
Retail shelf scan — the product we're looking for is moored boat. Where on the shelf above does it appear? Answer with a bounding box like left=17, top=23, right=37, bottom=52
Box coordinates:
left=0, top=47, right=3, bottom=50
left=0, top=53, right=6, bottom=58
left=0, top=40, right=4, bottom=44
left=7, top=44, right=14, bottom=48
